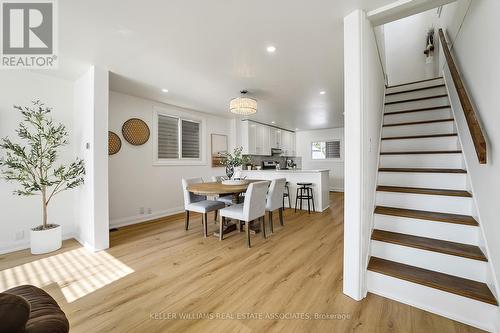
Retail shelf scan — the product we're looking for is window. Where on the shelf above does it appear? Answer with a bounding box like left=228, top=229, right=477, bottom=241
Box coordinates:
left=311, top=140, right=341, bottom=159
left=153, top=108, right=205, bottom=165
left=158, top=115, right=179, bottom=159
left=181, top=120, right=200, bottom=158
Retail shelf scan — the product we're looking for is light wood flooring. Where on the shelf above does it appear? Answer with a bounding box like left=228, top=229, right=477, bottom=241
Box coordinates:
left=0, top=193, right=484, bottom=332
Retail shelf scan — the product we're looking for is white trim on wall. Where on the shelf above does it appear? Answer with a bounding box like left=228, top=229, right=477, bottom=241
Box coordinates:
left=110, top=206, right=185, bottom=229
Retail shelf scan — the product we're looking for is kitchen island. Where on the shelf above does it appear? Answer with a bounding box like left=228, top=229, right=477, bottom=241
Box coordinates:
left=236, top=169, right=330, bottom=212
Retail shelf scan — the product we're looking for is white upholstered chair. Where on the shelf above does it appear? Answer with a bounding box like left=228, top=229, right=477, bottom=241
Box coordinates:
left=219, top=181, right=269, bottom=247
left=182, top=178, right=226, bottom=237
left=266, top=178, right=287, bottom=233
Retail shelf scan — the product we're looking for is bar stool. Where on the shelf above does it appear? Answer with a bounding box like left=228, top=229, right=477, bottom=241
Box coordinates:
left=294, top=182, right=315, bottom=214
left=283, top=181, right=291, bottom=210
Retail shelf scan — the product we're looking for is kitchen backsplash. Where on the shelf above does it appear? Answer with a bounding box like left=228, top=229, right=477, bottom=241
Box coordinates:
left=244, top=155, right=302, bottom=170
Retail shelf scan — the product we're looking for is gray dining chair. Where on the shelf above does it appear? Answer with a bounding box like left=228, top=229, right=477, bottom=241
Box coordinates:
left=210, top=176, right=233, bottom=205
left=266, top=178, right=287, bottom=233
left=219, top=181, right=269, bottom=248
left=182, top=178, right=226, bottom=237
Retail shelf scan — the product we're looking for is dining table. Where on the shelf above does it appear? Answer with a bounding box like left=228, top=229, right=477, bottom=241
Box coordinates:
left=186, top=180, right=265, bottom=236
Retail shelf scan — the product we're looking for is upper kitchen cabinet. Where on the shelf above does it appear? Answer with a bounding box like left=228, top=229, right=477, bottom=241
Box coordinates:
left=241, top=120, right=294, bottom=156
left=241, top=120, right=270, bottom=156
left=281, top=130, right=296, bottom=156
left=270, top=127, right=282, bottom=148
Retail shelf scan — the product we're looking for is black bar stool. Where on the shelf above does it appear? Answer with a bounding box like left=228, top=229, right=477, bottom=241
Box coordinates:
left=283, top=181, right=291, bottom=209
left=294, top=182, right=315, bottom=214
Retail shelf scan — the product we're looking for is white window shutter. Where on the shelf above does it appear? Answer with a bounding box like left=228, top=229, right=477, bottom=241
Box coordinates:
left=158, top=115, right=179, bottom=159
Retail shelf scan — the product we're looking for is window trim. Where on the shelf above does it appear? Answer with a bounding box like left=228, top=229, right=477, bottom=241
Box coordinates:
left=153, top=106, right=207, bottom=166
left=310, top=139, right=342, bottom=161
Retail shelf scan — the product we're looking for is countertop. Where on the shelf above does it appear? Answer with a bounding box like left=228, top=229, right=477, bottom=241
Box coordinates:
left=239, top=169, right=329, bottom=173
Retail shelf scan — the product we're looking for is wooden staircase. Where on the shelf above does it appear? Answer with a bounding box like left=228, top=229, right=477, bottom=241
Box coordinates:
left=367, top=77, right=498, bottom=330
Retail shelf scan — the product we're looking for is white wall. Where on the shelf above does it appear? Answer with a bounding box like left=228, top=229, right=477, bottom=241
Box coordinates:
left=108, top=91, right=232, bottom=228
left=437, top=0, right=500, bottom=316
left=73, top=66, right=109, bottom=251
left=296, top=128, right=344, bottom=191
left=384, top=9, right=439, bottom=85
left=0, top=71, right=76, bottom=254
left=343, top=9, right=386, bottom=300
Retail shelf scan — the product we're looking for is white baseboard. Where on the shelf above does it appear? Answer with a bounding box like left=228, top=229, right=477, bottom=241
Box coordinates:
left=0, top=231, right=76, bottom=255
left=110, top=206, right=185, bottom=229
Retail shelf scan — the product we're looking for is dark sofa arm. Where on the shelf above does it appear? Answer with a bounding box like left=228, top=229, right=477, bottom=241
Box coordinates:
left=0, top=292, right=31, bottom=333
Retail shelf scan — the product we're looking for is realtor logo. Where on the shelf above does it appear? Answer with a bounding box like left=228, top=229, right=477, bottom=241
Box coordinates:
left=1, top=0, right=57, bottom=68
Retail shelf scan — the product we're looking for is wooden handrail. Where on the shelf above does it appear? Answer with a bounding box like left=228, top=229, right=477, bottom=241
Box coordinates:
left=438, top=29, right=487, bottom=164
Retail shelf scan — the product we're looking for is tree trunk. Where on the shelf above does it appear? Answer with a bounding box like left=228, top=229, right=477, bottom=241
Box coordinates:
left=41, top=186, right=48, bottom=229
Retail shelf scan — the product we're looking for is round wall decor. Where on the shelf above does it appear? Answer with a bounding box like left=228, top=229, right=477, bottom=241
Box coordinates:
left=108, top=131, right=121, bottom=155
left=122, top=118, right=150, bottom=145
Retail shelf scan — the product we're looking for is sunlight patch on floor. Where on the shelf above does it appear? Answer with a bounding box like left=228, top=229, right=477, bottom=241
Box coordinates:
left=0, top=247, right=134, bottom=303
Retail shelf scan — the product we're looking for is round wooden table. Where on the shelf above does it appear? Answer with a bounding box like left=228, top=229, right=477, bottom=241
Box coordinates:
left=186, top=180, right=266, bottom=236
left=187, top=180, right=258, bottom=204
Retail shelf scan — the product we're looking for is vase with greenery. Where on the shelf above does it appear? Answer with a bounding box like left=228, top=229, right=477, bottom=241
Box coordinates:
left=218, top=146, right=251, bottom=179
left=0, top=100, right=85, bottom=254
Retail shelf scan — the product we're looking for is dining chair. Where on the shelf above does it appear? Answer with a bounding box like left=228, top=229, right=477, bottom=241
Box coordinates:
left=219, top=181, right=269, bottom=248
left=182, top=178, right=226, bottom=237
left=266, top=178, right=286, bottom=234
left=210, top=176, right=233, bottom=205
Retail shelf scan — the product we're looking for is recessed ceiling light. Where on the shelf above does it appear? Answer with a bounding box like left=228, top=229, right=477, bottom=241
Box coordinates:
left=271, top=121, right=276, bottom=124
left=295, top=128, right=299, bottom=130
left=161, top=88, right=169, bottom=93
left=319, top=91, right=326, bottom=95
left=266, top=45, right=276, bottom=53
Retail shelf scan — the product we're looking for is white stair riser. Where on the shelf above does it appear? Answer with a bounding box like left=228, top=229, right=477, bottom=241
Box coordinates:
left=371, top=241, right=487, bottom=282
left=385, top=86, right=448, bottom=103
left=386, top=78, right=445, bottom=94
left=384, top=108, right=452, bottom=124
left=378, top=172, right=467, bottom=190
left=376, top=192, right=472, bottom=215
left=379, top=154, right=463, bottom=168
left=381, top=136, right=459, bottom=152
left=382, top=122, right=455, bottom=137
left=374, top=214, right=479, bottom=245
left=385, top=97, right=449, bottom=113
left=367, top=272, right=497, bottom=332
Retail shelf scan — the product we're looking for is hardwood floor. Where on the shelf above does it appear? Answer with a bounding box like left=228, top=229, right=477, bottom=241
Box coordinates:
left=0, top=193, right=484, bottom=332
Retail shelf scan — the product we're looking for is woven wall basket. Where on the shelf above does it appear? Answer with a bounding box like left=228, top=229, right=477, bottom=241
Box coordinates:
left=122, top=118, right=150, bottom=145
left=108, top=131, right=121, bottom=155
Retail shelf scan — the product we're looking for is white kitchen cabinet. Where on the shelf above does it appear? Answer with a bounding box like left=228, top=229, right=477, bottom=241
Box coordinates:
left=288, top=132, right=296, bottom=156
left=256, top=124, right=271, bottom=155
left=241, top=121, right=270, bottom=156
left=270, top=127, right=282, bottom=148
left=241, top=120, right=293, bottom=156
left=280, top=131, right=296, bottom=156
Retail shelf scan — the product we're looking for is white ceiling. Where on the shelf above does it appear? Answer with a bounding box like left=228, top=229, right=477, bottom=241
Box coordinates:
left=55, top=0, right=397, bottom=130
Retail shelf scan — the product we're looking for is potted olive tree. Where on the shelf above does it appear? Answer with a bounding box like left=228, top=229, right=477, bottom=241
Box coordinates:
left=0, top=101, right=85, bottom=254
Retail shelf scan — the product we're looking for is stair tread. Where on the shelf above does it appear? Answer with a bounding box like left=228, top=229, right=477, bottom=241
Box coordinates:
left=385, top=105, right=451, bottom=115
left=387, top=77, right=443, bottom=89
left=385, top=94, right=448, bottom=105
left=377, top=186, right=472, bottom=197
left=382, top=133, right=457, bottom=140
left=380, top=150, right=462, bottom=155
left=379, top=168, right=467, bottom=174
left=368, top=257, right=497, bottom=305
left=374, top=206, right=478, bottom=226
left=385, top=84, right=445, bottom=96
left=383, top=118, right=454, bottom=127
left=371, top=229, right=487, bottom=261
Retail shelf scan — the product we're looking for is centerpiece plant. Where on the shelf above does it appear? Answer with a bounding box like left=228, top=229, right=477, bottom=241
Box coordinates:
left=218, top=146, right=251, bottom=179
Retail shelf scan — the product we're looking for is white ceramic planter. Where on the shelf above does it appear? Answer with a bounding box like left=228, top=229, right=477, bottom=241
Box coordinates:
left=30, top=225, right=62, bottom=255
